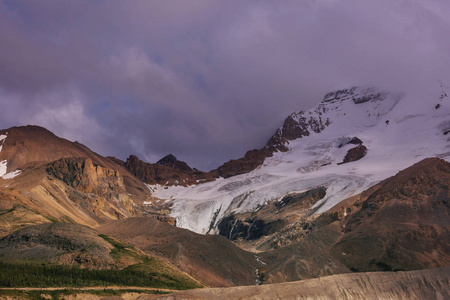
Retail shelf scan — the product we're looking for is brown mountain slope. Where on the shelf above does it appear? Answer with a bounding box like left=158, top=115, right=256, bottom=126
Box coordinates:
left=331, top=157, right=450, bottom=272
left=258, top=157, right=450, bottom=283
left=0, top=126, right=119, bottom=172
left=146, top=266, right=450, bottom=300
left=0, top=157, right=139, bottom=232
left=0, top=223, right=121, bottom=268
left=0, top=125, right=152, bottom=204
left=98, top=217, right=261, bottom=287
left=0, top=223, right=202, bottom=289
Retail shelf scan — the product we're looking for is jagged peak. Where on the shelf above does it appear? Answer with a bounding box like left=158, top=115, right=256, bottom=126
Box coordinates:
left=157, top=154, right=192, bottom=171
left=157, top=154, right=178, bottom=165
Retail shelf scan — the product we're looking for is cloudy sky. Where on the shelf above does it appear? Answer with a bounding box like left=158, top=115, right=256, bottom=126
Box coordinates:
left=1, top=0, right=449, bottom=170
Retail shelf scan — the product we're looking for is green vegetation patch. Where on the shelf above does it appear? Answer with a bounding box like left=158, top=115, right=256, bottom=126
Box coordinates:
left=98, top=233, right=155, bottom=264
left=0, top=261, right=200, bottom=290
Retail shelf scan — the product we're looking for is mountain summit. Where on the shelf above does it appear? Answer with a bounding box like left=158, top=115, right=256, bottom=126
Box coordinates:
left=157, top=154, right=193, bottom=171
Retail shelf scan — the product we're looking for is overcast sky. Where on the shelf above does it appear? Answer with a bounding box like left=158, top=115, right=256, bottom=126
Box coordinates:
left=1, top=0, right=449, bottom=170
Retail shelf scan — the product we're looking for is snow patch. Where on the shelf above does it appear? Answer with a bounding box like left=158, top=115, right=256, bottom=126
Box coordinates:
left=0, top=134, right=6, bottom=155
left=255, top=255, right=267, bottom=266
left=2, top=169, right=21, bottom=179
left=0, top=160, right=7, bottom=177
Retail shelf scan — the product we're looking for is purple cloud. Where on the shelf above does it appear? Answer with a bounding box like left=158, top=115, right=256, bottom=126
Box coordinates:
left=0, top=0, right=449, bottom=170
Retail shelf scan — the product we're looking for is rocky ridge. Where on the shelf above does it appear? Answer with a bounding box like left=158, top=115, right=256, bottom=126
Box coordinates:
left=123, top=154, right=215, bottom=186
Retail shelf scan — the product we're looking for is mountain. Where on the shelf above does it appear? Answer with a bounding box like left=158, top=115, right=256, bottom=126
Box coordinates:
left=204, top=87, right=388, bottom=179
left=0, top=125, right=124, bottom=173
left=148, top=85, right=450, bottom=235
left=98, top=217, right=261, bottom=287
left=0, top=125, right=151, bottom=203
left=0, top=125, right=161, bottom=235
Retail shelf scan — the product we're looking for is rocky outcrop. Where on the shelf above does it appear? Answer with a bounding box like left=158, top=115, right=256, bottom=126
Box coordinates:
left=44, top=157, right=137, bottom=222
left=339, top=145, right=368, bottom=164
left=218, top=216, right=284, bottom=241
left=46, top=157, right=125, bottom=195
left=124, top=154, right=215, bottom=186
left=0, top=156, right=139, bottom=227
left=214, top=148, right=273, bottom=179
left=266, top=112, right=330, bottom=152
left=323, top=86, right=388, bottom=104
left=212, top=107, right=332, bottom=179
left=217, top=187, right=327, bottom=250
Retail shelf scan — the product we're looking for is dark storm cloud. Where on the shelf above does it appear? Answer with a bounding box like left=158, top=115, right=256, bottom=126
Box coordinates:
left=1, top=0, right=449, bottom=170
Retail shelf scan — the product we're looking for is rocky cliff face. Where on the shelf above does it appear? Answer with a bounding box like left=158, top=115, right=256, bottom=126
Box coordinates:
left=266, top=111, right=330, bottom=152
left=0, top=158, right=141, bottom=231
left=217, top=187, right=327, bottom=250
left=44, top=157, right=137, bottom=220
left=47, top=157, right=125, bottom=195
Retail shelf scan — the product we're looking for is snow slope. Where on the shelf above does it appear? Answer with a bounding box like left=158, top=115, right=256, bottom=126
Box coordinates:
left=150, top=85, right=450, bottom=234
left=0, top=133, right=22, bottom=179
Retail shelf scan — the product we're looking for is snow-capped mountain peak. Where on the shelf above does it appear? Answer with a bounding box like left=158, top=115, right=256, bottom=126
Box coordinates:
left=267, top=86, right=400, bottom=152
left=149, top=85, right=450, bottom=235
